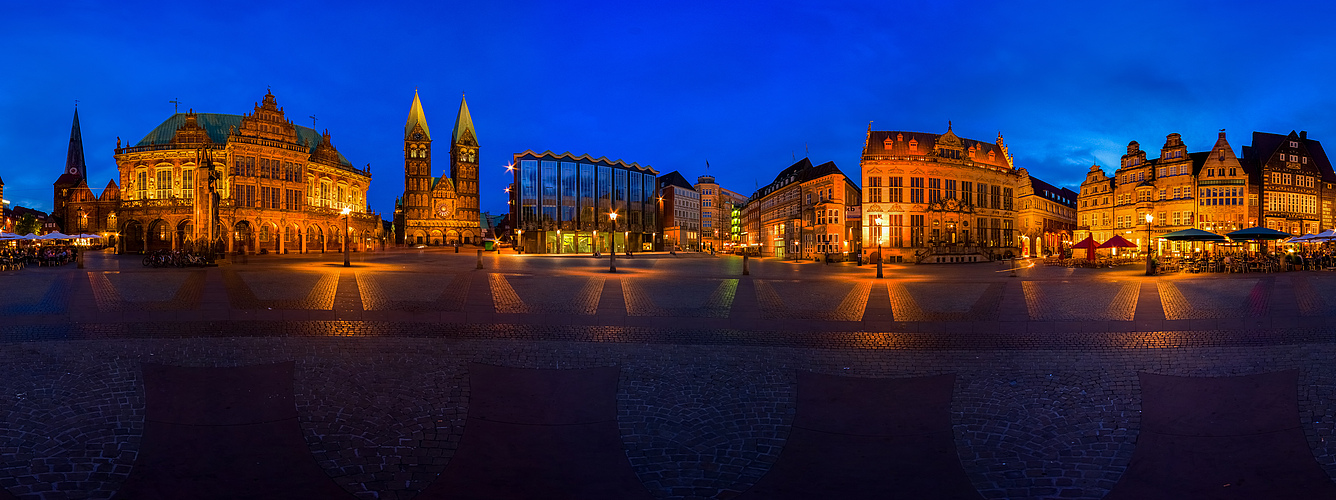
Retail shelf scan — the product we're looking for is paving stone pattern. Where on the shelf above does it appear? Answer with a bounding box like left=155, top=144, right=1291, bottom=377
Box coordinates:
left=890, top=282, right=1004, bottom=321
left=1023, top=281, right=1139, bottom=321
left=15, top=253, right=1336, bottom=498
left=754, top=279, right=870, bottom=321
left=225, top=270, right=339, bottom=310
left=89, top=271, right=204, bottom=312
left=622, top=278, right=738, bottom=318
left=358, top=272, right=470, bottom=312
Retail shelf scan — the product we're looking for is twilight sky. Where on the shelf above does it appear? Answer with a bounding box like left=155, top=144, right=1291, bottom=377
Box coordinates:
left=3, top=1, right=1336, bottom=216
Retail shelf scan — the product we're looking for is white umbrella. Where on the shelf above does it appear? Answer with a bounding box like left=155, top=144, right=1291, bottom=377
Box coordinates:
left=20, top=233, right=39, bottom=240
left=1310, top=229, right=1336, bottom=241
left=39, top=232, right=71, bottom=240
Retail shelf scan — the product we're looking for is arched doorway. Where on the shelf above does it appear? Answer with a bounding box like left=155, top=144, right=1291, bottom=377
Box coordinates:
left=308, top=225, right=324, bottom=252
left=413, top=230, right=427, bottom=245
left=430, top=229, right=443, bottom=246
left=284, top=225, right=297, bottom=254
left=462, top=230, right=475, bottom=245
left=446, top=230, right=459, bottom=246
left=363, top=230, right=374, bottom=252
left=122, top=220, right=145, bottom=253
left=147, top=219, right=172, bottom=251
left=177, top=220, right=195, bottom=251
left=234, top=221, right=253, bottom=254
left=260, top=223, right=279, bottom=253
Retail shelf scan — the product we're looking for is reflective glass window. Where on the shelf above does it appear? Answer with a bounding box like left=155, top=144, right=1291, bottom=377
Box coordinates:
left=580, top=163, right=594, bottom=224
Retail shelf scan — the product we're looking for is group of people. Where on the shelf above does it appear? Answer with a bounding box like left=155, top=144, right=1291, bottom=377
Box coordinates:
left=0, top=245, right=77, bottom=270
left=1157, top=247, right=1333, bottom=273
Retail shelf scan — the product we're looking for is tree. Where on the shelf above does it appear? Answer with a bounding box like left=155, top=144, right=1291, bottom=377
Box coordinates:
left=15, top=214, right=39, bottom=235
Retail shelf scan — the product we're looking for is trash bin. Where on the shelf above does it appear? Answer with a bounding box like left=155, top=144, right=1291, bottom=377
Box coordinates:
left=483, top=240, right=495, bottom=251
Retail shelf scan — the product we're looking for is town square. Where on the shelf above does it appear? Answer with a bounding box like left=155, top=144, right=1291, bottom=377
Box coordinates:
left=7, top=0, right=1336, bottom=498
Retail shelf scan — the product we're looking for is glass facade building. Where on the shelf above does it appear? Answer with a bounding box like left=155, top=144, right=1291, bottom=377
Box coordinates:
left=511, top=151, right=659, bottom=253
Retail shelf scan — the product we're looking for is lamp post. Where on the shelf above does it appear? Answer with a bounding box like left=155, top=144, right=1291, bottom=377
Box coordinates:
left=875, top=215, right=884, bottom=279
left=608, top=211, right=618, bottom=273
left=1144, top=213, right=1154, bottom=276
left=341, top=207, right=351, bottom=267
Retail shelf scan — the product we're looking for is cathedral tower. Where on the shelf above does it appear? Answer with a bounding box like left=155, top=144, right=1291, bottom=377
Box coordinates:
left=404, top=90, right=432, bottom=221
left=451, top=95, right=479, bottom=225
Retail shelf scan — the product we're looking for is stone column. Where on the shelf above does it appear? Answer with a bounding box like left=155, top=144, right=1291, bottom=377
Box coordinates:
left=279, top=229, right=286, bottom=254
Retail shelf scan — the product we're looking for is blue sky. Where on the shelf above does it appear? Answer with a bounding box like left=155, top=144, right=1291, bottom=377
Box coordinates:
left=3, top=1, right=1336, bottom=215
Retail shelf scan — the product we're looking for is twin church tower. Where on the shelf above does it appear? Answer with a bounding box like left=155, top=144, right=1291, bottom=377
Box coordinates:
left=397, top=91, right=482, bottom=245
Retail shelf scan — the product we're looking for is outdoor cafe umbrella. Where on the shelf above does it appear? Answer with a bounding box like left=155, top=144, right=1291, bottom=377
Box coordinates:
left=1071, top=236, right=1098, bottom=260
left=1098, top=234, right=1138, bottom=249
left=1160, top=228, right=1226, bottom=242
left=1226, top=227, right=1292, bottom=240
left=1227, top=227, right=1292, bottom=254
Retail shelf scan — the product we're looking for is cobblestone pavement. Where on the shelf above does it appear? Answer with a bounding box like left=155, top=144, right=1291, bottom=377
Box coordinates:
left=5, top=250, right=1336, bottom=498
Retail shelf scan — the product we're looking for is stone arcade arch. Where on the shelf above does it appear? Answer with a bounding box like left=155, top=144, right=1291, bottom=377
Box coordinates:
left=147, top=219, right=172, bottom=252
left=122, top=220, right=145, bottom=254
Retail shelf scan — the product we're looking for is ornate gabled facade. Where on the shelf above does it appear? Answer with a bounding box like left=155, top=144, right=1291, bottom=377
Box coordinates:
left=860, top=124, right=1023, bottom=263
left=1243, top=130, right=1334, bottom=235
left=55, top=91, right=381, bottom=254
left=1077, top=130, right=1265, bottom=255
left=400, top=91, right=482, bottom=245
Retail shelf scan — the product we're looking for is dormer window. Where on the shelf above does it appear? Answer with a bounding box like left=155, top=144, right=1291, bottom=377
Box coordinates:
left=909, top=139, right=918, bottom=152
left=883, top=137, right=893, bottom=149
left=897, top=133, right=904, bottom=142
left=988, top=150, right=996, bottom=161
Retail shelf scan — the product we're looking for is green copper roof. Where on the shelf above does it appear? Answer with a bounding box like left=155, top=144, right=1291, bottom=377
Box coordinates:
left=453, top=94, right=475, bottom=145
left=406, top=90, right=430, bottom=140
left=135, top=113, right=354, bottom=168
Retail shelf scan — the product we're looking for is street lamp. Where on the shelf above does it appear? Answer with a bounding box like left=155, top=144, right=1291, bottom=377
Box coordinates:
left=875, top=215, right=884, bottom=279
left=608, top=211, right=619, bottom=272
left=341, top=207, right=352, bottom=267
left=1144, top=213, right=1154, bottom=276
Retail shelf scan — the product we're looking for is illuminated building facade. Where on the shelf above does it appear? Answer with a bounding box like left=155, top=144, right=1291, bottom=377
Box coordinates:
left=660, top=171, right=699, bottom=252
left=400, top=91, right=483, bottom=245
left=860, top=125, right=1021, bottom=263
left=741, top=157, right=860, bottom=260
left=1076, top=130, right=1336, bottom=253
left=1017, top=172, right=1077, bottom=257
left=57, top=91, right=380, bottom=254
left=694, top=175, right=748, bottom=252
left=510, top=151, right=659, bottom=253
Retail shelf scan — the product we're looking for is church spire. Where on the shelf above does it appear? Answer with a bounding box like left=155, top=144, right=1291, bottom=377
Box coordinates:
left=453, top=93, right=476, bottom=145
left=405, top=89, right=431, bottom=140
left=66, top=107, right=87, bottom=179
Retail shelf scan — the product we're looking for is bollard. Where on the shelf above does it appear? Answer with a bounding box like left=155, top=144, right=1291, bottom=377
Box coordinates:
left=1010, top=257, right=1017, bottom=277
left=455, top=244, right=459, bottom=254
left=743, top=254, right=750, bottom=276
left=476, top=249, right=484, bottom=269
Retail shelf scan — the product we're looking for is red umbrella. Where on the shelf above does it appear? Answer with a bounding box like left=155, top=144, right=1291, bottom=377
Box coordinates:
left=1097, top=235, right=1138, bottom=248
left=1071, top=236, right=1098, bottom=260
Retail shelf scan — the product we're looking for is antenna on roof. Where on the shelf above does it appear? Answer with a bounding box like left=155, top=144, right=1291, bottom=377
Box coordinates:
left=74, top=99, right=79, bottom=109
left=309, top=115, right=318, bottom=128
left=169, top=98, right=180, bottom=114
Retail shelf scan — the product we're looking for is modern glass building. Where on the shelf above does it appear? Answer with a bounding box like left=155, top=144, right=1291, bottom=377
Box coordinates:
left=510, top=151, right=659, bottom=254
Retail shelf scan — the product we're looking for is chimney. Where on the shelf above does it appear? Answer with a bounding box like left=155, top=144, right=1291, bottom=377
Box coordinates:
left=1301, top=131, right=1308, bottom=140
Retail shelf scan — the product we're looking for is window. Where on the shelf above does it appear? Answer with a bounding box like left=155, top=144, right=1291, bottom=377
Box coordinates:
left=156, top=170, right=172, bottom=199
left=182, top=169, right=193, bottom=199
left=944, top=179, right=957, bottom=200
left=888, top=177, right=903, bottom=203
left=909, top=177, right=924, bottom=203
left=961, top=181, right=973, bottom=205
left=1291, top=141, right=1299, bottom=148
left=928, top=178, right=941, bottom=202
left=977, top=183, right=988, bottom=208
left=1230, top=168, right=1237, bottom=176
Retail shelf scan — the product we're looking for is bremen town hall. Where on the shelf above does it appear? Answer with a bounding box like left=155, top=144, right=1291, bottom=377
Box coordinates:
left=52, top=91, right=381, bottom=254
